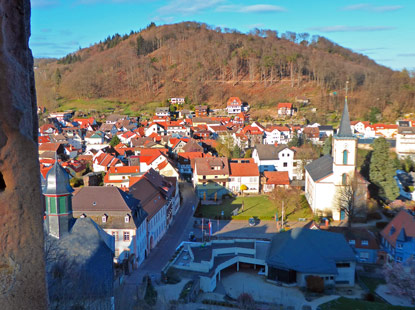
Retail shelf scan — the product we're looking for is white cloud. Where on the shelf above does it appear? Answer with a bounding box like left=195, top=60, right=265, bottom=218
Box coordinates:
left=158, top=0, right=224, bottom=15
left=217, top=4, right=286, bottom=13
left=341, top=3, right=403, bottom=12
left=239, top=4, right=286, bottom=13
left=31, top=0, right=60, bottom=8
left=308, top=25, right=396, bottom=33
left=397, top=53, right=415, bottom=57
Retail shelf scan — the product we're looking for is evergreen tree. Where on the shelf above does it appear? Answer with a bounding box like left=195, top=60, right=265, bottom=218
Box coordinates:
left=54, top=68, right=61, bottom=86
left=288, top=131, right=302, bottom=147
left=109, top=135, right=121, bottom=148
left=322, top=136, right=332, bottom=155
left=369, top=137, right=399, bottom=201
left=244, top=149, right=252, bottom=158
left=232, top=145, right=241, bottom=158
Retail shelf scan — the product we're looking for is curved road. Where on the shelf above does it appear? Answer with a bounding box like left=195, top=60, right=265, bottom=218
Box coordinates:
left=115, top=182, right=197, bottom=309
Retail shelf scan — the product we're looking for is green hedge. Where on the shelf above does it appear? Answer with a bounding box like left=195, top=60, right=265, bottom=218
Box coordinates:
left=232, top=215, right=275, bottom=220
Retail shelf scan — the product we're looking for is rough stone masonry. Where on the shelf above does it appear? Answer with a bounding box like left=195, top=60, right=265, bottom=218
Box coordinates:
left=0, top=1, right=47, bottom=309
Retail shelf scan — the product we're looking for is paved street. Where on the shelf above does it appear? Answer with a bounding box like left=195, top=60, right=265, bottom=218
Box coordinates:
left=115, top=182, right=197, bottom=309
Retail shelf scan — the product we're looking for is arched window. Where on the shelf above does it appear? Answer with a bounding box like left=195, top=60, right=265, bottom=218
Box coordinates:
left=342, top=173, right=347, bottom=186
left=343, top=150, right=348, bottom=165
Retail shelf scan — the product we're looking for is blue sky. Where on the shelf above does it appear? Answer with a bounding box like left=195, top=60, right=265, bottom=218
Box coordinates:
left=30, top=0, right=415, bottom=71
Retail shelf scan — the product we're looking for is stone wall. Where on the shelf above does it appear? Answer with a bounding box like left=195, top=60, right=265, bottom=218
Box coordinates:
left=0, top=1, right=47, bottom=309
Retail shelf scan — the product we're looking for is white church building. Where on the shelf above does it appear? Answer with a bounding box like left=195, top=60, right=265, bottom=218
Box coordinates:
left=305, top=101, right=367, bottom=221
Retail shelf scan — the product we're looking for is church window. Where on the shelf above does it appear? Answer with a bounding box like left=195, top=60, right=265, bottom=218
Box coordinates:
left=342, top=173, right=347, bottom=185
left=50, top=198, right=57, bottom=213
left=343, top=150, right=348, bottom=165
left=58, top=196, right=66, bottom=213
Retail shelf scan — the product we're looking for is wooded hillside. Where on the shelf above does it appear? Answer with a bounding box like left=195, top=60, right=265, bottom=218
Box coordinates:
left=35, top=22, right=415, bottom=120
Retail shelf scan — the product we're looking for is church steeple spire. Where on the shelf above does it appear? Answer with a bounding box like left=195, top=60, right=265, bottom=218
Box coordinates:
left=43, top=157, right=74, bottom=239
left=337, top=81, right=353, bottom=138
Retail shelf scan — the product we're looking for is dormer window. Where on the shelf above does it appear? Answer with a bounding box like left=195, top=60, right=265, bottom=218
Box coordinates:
left=125, top=215, right=130, bottom=223
left=361, top=240, right=368, bottom=246
left=349, top=240, right=355, bottom=245
left=390, top=226, right=396, bottom=235
left=102, top=214, right=108, bottom=223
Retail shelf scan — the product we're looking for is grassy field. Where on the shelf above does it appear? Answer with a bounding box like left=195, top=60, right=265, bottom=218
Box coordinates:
left=57, top=98, right=137, bottom=114
left=55, top=98, right=161, bottom=117
left=320, top=297, right=413, bottom=310
left=360, top=276, right=386, bottom=293
left=359, top=276, right=386, bottom=303
left=196, top=195, right=313, bottom=221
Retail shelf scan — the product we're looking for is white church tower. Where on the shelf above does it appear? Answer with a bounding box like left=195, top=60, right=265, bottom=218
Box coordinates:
left=305, top=82, right=364, bottom=221
left=332, top=90, right=357, bottom=187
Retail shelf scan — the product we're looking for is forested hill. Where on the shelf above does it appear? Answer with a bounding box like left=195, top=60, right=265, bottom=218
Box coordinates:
left=35, top=22, right=415, bottom=120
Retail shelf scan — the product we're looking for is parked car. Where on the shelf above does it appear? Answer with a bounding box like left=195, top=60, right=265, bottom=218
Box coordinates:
left=249, top=217, right=256, bottom=226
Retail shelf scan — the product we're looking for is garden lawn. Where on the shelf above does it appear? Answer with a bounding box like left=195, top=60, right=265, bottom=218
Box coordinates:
left=360, top=276, right=386, bottom=293
left=196, top=195, right=312, bottom=221
left=359, top=276, right=386, bottom=303
left=320, top=297, right=412, bottom=310
left=57, top=98, right=140, bottom=116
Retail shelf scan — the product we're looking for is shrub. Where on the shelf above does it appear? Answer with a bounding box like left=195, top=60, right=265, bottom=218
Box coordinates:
left=179, top=281, right=193, bottom=301
left=306, top=275, right=324, bottom=293
left=365, top=292, right=375, bottom=302
left=237, top=293, right=256, bottom=310
left=144, top=278, right=157, bottom=306
left=165, top=268, right=181, bottom=284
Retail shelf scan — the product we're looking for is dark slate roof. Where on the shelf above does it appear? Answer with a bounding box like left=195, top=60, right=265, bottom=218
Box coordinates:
left=305, top=154, right=333, bottom=182
left=46, top=217, right=113, bottom=300
left=255, top=144, right=289, bottom=160
left=43, top=160, right=74, bottom=195
left=266, top=228, right=355, bottom=274
left=337, top=101, right=353, bottom=138
left=398, top=127, right=415, bottom=134
left=73, top=186, right=141, bottom=212
left=318, top=125, right=333, bottom=131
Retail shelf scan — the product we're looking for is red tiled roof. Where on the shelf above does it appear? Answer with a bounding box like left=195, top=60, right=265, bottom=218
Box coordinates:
left=177, top=152, right=210, bottom=161
left=140, top=148, right=168, bottom=156
left=40, top=165, right=53, bottom=178
left=107, top=166, right=140, bottom=174
left=38, top=136, right=51, bottom=144
left=381, top=210, right=415, bottom=247
left=266, top=125, right=290, bottom=132
left=157, top=160, right=168, bottom=170
left=227, top=97, right=242, bottom=107
left=264, top=171, right=290, bottom=185
left=229, top=162, right=259, bottom=177
left=241, top=125, right=263, bottom=135
left=39, top=142, right=62, bottom=152
left=77, top=155, right=93, bottom=162
left=369, top=123, right=398, bottom=130
left=277, top=102, right=292, bottom=109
